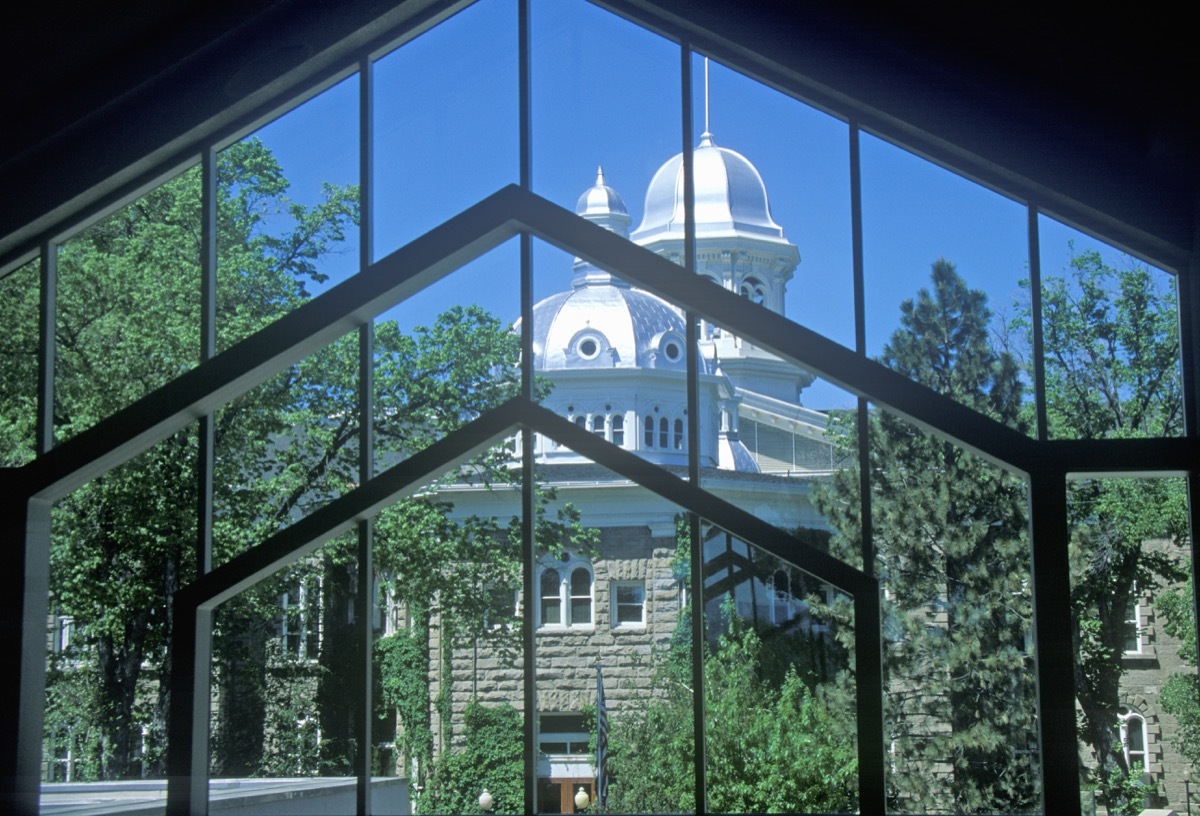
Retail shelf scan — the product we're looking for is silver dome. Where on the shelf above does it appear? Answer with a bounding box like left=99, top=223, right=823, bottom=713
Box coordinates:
left=631, top=132, right=789, bottom=245
left=528, top=284, right=703, bottom=373
left=576, top=166, right=631, bottom=234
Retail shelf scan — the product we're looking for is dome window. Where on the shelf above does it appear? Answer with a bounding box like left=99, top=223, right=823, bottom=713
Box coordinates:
left=571, top=331, right=606, bottom=362
left=654, top=331, right=686, bottom=365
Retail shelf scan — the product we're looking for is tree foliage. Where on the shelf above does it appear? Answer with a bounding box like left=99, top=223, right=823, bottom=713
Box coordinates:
left=1019, top=248, right=1189, bottom=810
left=417, top=701, right=525, bottom=815
left=816, top=259, right=1039, bottom=812
left=7, top=136, right=532, bottom=781
left=1157, top=578, right=1199, bottom=772
left=605, top=599, right=858, bottom=814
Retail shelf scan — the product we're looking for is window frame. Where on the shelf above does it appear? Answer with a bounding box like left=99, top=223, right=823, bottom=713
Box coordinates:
left=537, top=558, right=594, bottom=631
left=611, top=580, right=646, bottom=629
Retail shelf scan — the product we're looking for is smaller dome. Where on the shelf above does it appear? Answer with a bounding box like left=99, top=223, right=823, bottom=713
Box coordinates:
left=572, top=167, right=633, bottom=288
left=575, top=166, right=631, bottom=237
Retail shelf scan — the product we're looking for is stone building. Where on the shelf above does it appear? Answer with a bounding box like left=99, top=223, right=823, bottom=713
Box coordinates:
left=421, top=134, right=835, bottom=810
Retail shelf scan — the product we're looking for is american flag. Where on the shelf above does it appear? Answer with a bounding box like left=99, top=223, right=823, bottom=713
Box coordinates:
left=595, top=660, right=609, bottom=810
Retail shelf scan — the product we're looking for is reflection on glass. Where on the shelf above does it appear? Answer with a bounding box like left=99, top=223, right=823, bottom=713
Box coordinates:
left=374, top=459, right=525, bottom=813
left=1037, top=217, right=1183, bottom=440
left=700, top=528, right=858, bottom=814
left=373, top=239, right=520, bottom=477
left=861, top=134, right=1031, bottom=433
left=529, top=463, right=693, bottom=815
left=1067, top=476, right=1191, bottom=813
left=44, top=427, right=199, bottom=783
left=212, top=332, right=359, bottom=568
left=208, top=533, right=384, bottom=816
left=55, top=167, right=202, bottom=441
left=0, top=258, right=40, bottom=466
left=531, top=0, right=679, bottom=255
left=689, top=54, right=855, bottom=353
left=530, top=237, right=687, bottom=470
left=217, top=75, right=359, bottom=352
left=860, top=408, right=1039, bottom=813
left=374, top=0, right=517, bottom=259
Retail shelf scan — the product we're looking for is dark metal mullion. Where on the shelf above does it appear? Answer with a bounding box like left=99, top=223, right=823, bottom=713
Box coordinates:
left=518, top=1, right=537, bottom=812
left=197, top=148, right=217, bottom=578
left=849, top=121, right=873, bottom=575
left=1180, top=221, right=1200, bottom=753
left=36, top=242, right=56, bottom=455
left=848, top=118, right=885, bottom=811
left=1028, top=466, right=1082, bottom=816
left=680, top=41, right=707, bottom=816
left=355, top=56, right=376, bottom=816
left=1028, top=205, right=1049, bottom=442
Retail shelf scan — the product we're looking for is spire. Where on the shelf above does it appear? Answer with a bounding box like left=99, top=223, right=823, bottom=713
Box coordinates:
left=704, top=56, right=710, bottom=135
left=596, top=165, right=606, bottom=186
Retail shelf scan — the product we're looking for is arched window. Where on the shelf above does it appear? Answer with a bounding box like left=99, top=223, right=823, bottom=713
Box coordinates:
left=591, top=414, right=605, bottom=437
left=673, top=418, right=684, bottom=450
left=659, top=417, right=669, bottom=448
left=739, top=277, right=767, bottom=306
left=540, top=568, right=562, bottom=626
left=538, top=561, right=593, bottom=629
left=573, top=415, right=586, bottom=428
left=611, top=415, right=624, bottom=447
left=644, top=416, right=654, bottom=447
left=1118, top=705, right=1148, bottom=771
left=570, top=567, right=593, bottom=625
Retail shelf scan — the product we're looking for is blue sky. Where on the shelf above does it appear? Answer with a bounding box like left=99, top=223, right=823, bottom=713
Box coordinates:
left=243, top=0, right=1172, bottom=411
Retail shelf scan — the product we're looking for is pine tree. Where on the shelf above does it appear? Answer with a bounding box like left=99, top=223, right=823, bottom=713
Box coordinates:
left=816, top=259, right=1039, bottom=812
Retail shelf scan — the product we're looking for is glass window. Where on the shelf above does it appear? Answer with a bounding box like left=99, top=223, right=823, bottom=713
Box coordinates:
left=1118, top=706, right=1148, bottom=770
left=613, top=582, right=645, bottom=627
left=539, top=563, right=592, bottom=629
left=541, top=568, right=562, bottom=626
left=673, top=418, right=684, bottom=450
left=569, top=567, right=593, bottom=626
left=659, top=416, right=668, bottom=448
left=611, top=415, right=624, bottom=447
left=644, top=415, right=654, bottom=447
left=1124, top=585, right=1143, bottom=654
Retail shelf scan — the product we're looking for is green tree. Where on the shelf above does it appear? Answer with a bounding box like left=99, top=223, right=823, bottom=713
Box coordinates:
left=604, top=597, right=857, bottom=813
left=1157, top=578, right=1199, bottom=771
left=1020, top=248, right=1188, bottom=810
left=374, top=490, right=598, bottom=789
left=32, top=140, right=357, bottom=779
left=7, top=137, right=529, bottom=780
left=417, top=701, right=525, bottom=815
left=816, top=259, right=1038, bottom=812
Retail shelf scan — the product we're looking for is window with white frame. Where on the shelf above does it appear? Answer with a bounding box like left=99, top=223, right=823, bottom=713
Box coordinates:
left=611, top=414, right=625, bottom=447
left=538, top=559, right=593, bottom=629
left=538, top=712, right=589, bottom=755
left=1123, top=584, right=1143, bottom=654
left=612, top=581, right=646, bottom=627
left=1118, top=705, right=1148, bottom=771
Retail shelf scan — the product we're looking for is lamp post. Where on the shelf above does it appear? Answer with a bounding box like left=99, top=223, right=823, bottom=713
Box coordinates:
left=574, top=786, right=591, bottom=813
left=479, top=788, right=495, bottom=814
left=1184, top=768, right=1192, bottom=816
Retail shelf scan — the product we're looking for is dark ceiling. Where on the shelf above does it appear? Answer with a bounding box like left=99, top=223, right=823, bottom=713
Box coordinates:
left=2, top=0, right=1197, bottom=267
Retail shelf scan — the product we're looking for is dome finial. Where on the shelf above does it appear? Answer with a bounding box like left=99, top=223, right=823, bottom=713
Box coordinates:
left=596, top=165, right=606, bottom=186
